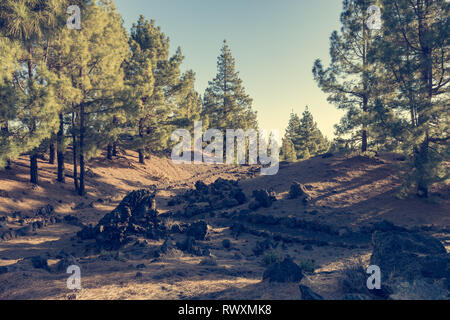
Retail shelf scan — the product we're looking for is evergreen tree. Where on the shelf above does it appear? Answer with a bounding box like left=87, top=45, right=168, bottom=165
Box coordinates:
left=0, top=34, right=21, bottom=169
left=281, top=137, right=297, bottom=162
left=313, top=0, right=381, bottom=153
left=284, top=112, right=302, bottom=153
left=372, top=0, right=449, bottom=197
left=202, top=40, right=258, bottom=131
left=282, top=108, right=329, bottom=160
left=55, top=1, right=131, bottom=195
left=127, top=16, right=183, bottom=164
left=0, top=0, right=63, bottom=184
left=297, top=107, right=330, bottom=159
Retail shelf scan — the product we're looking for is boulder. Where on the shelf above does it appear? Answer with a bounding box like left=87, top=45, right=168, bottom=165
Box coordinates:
left=187, top=221, right=208, bottom=241
left=251, top=189, right=277, bottom=209
left=262, top=257, right=304, bottom=283
left=31, top=256, right=49, bottom=271
left=370, top=229, right=449, bottom=281
left=299, top=285, right=324, bottom=300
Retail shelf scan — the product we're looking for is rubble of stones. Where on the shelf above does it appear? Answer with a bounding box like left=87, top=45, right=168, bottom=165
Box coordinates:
left=77, top=189, right=166, bottom=250
left=174, top=179, right=248, bottom=218
left=0, top=205, right=61, bottom=241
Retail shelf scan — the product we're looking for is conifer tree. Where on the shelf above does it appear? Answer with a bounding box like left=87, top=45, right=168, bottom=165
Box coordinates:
left=0, top=0, right=63, bottom=184
left=282, top=108, right=329, bottom=160
left=127, top=16, right=183, bottom=164
left=297, top=107, right=330, bottom=159
left=372, top=0, right=449, bottom=197
left=281, top=137, right=297, bottom=162
left=313, top=0, right=380, bottom=153
left=284, top=112, right=302, bottom=156
left=55, top=1, right=131, bottom=195
left=202, top=40, right=258, bottom=131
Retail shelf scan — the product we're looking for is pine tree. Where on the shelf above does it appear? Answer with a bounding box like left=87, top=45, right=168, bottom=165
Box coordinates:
left=0, top=0, right=63, bottom=184
left=284, top=112, right=302, bottom=154
left=202, top=40, right=258, bottom=131
left=127, top=16, right=183, bottom=164
left=54, top=1, right=131, bottom=195
left=0, top=34, right=21, bottom=169
left=372, top=0, right=449, bottom=197
left=282, top=108, right=329, bottom=160
left=281, top=137, right=297, bottom=162
left=313, top=0, right=381, bottom=153
left=297, top=107, right=330, bottom=159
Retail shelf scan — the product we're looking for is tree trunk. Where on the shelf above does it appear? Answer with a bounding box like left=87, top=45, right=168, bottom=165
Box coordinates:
left=1, top=123, right=11, bottom=169
left=72, top=112, right=79, bottom=192
left=107, top=143, right=113, bottom=160
left=30, top=153, right=38, bottom=185
left=78, top=102, right=85, bottom=196
left=112, top=142, right=118, bottom=157
left=138, top=118, right=145, bottom=164
left=57, top=113, right=65, bottom=183
left=49, top=142, right=56, bottom=164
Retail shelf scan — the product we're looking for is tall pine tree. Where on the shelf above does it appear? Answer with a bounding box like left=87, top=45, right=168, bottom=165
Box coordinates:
left=202, top=40, right=258, bottom=131
left=313, top=0, right=381, bottom=153
left=372, top=0, right=449, bottom=197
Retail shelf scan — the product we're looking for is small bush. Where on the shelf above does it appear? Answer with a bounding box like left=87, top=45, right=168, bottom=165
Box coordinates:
left=263, top=251, right=280, bottom=265
left=300, top=259, right=316, bottom=273
left=339, top=259, right=368, bottom=294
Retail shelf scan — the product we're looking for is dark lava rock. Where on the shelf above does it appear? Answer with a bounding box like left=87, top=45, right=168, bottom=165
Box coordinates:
left=231, top=223, right=246, bottom=237
left=195, top=181, right=209, bottom=194
left=184, top=203, right=209, bottom=218
left=77, top=190, right=165, bottom=250
left=234, top=190, right=247, bottom=205
left=31, top=256, right=49, bottom=271
left=160, top=239, right=176, bottom=254
left=370, top=229, right=449, bottom=281
left=343, top=293, right=372, bottom=300
left=252, top=239, right=273, bottom=256
left=222, top=239, right=231, bottom=249
left=64, top=215, right=85, bottom=228
left=177, top=236, right=209, bottom=256
left=263, top=257, right=304, bottom=283
left=251, top=189, right=277, bottom=209
left=36, top=205, right=54, bottom=216
left=289, top=182, right=309, bottom=199
left=136, top=264, right=147, bottom=269
left=299, top=285, right=324, bottom=300
left=54, top=255, right=78, bottom=273
left=187, top=221, right=208, bottom=241
left=0, top=266, right=8, bottom=274
left=77, top=225, right=95, bottom=240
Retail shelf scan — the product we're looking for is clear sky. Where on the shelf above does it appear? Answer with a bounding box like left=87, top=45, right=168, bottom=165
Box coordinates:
left=114, top=0, right=345, bottom=138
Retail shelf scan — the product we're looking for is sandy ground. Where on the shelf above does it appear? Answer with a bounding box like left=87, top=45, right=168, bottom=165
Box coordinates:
left=0, top=151, right=448, bottom=300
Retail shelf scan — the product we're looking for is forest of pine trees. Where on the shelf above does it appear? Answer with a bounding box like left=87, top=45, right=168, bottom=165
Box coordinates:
left=313, top=0, right=448, bottom=198
left=0, top=0, right=448, bottom=199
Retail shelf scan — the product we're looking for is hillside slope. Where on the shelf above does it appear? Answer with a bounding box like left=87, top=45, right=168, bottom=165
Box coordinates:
left=0, top=151, right=448, bottom=300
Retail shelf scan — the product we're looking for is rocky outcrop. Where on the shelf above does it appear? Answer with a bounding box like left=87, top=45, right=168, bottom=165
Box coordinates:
left=370, top=229, right=449, bottom=281
left=77, top=190, right=165, bottom=250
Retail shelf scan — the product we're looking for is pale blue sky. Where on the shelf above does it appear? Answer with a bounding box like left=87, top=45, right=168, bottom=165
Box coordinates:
left=114, top=0, right=344, bottom=138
